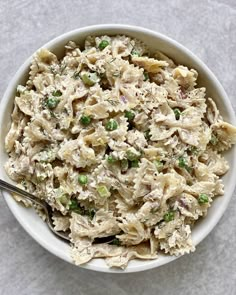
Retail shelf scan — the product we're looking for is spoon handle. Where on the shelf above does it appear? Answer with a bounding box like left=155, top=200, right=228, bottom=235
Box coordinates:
left=0, top=179, right=45, bottom=208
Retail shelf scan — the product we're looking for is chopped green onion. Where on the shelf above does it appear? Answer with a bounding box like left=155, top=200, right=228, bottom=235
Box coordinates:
left=144, top=129, right=151, bottom=140
left=78, top=174, right=88, bottom=185
left=80, top=115, right=92, bottom=126
left=154, top=160, right=164, bottom=172
left=163, top=211, right=175, bottom=222
left=59, top=194, right=69, bottom=206
left=105, top=119, right=118, bottom=131
left=143, top=72, right=149, bottom=81
left=81, top=72, right=100, bottom=86
left=107, top=155, right=117, bottom=164
left=52, top=90, right=62, bottom=97
left=198, top=194, right=209, bottom=204
left=46, top=97, right=60, bottom=109
left=98, top=40, right=109, bottom=50
left=130, top=160, right=139, bottom=168
left=210, top=134, right=218, bottom=146
left=126, top=149, right=141, bottom=161
left=173, top=108, right=181, bottom=120
left=97, top=185, right=111, bottom=198
left=124, top=110, right=135, bottom=122
left=110, top=238, right=121, bottom=246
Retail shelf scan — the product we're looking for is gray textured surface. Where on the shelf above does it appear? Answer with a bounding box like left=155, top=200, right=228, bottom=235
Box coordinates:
left=0, top=0, right=236, bottom=294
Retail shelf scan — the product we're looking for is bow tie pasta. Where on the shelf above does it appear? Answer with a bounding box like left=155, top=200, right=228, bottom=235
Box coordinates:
left=5, top=34, right=236, bottom=269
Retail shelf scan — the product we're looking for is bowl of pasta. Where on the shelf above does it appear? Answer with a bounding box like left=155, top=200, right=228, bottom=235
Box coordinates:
left=0, top=24, right=236, bottom=273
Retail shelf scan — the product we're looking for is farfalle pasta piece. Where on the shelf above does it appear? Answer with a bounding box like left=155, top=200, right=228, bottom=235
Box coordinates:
left=172, top=66, right=198, bottom=90
left=154, top=216, right=195, bottom=255
left=70, top=210, right=120, bottom=242
left=184, top=181, right=216, bottom=197
left=83, top=123, right=109, bottom=147
left=132, top=56, right=168, bottom=73
left=58, top=130, right=106, bottom=168
left=133, top=158, right=156, bottom=200
left=27, top=48, right=58, bottom=88
left=153, top=51, right=176, bottom=68
left=5, top=105, right=29, bottom=153
left=71, top=242, right=124, bottom=266
left=204, top=149, right=229, bottom=176
left=173, top=193, right=211, bottom=220
left=117, top=216, right=151, bottom=246
left=106, top=243, right=157, bottom=269
left=15, top=91, right=38, bottom=117
left=211, top=121, right=236, bottom=151
left=136, top=200, right=168, bottom=226
left=52, top=216, right=70, bottom=232
left=206, top=98, right=222, bottom=124
left=126, top=130, right=147, bottom=149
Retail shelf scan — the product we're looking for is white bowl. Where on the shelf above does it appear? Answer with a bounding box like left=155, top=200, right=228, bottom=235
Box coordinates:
left=0, top=24, right=235, bottom=273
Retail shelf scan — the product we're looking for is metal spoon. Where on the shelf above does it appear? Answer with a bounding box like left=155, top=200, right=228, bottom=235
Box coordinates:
left=0, top=179, right=116, bottom=244
left=0, top=179, right=70, bottom=242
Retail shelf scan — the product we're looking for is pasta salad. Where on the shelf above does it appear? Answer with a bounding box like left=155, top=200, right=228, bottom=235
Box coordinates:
left=5, top=34, right=236, bottom=269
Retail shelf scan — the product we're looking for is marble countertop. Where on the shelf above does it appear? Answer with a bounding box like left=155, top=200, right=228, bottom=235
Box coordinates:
left=0, top=0, right=236, bottom=294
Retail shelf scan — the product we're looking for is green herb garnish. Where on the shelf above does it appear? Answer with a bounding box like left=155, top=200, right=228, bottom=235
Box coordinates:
left=163, top=211, right=175, bottom=222
left=69, top=199, right=95, bottom=218
left=131, top=49, right=140, bottom=56
left=144, top=129, right=151, bottom=140
left=52, top=90, right=62, bottom=97
left=87, top=208, right=96, bottom=219
left=107, top=99, right=119, bottom=106
left=73, top=71, right=80, bottom=79
left=173, top=108, right=181, bottom=120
